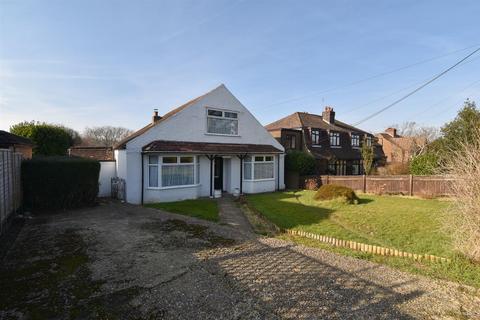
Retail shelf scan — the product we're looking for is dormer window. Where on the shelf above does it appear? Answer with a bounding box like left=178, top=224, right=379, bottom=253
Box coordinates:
left=351, top=134, right=360, bottom=147
left=329, top=131, right=340, bottom=147
left=311, top=129, right=320, bottom=145
left=207, top=109, right=238, bottom=135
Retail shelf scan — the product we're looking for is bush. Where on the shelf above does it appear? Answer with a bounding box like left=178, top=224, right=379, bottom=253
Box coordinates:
left=22, top=157, right=100, bottom=210
left=285, top=150, right=316, bottom=175
left=410, top=153, right=439, bottom=175
left=313, top=184, right=359, bottom=204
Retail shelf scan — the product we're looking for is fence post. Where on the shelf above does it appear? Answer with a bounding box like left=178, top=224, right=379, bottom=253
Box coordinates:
left=362, top=174, right=366, bottom=193
left=326, top=175, right=329, bottom=185
left=409, top=174, right=413, bottom=196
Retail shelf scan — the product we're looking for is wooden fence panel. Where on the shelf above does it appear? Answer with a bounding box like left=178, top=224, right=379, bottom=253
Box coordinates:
left=0, top=149, right=23, bottom=237
left=300, top=174, right=457, bottom=197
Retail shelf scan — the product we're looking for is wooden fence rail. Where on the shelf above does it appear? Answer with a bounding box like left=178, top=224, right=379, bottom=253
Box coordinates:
left=0, top=149, right=22, bottom=237
left=301, top=174, right=457, bottom=197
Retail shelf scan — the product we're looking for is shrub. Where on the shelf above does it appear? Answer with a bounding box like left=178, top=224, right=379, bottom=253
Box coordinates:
left=285, top=150, right=316, bottom=175
left=22, top=157, right=100, bottom=210
left=442, top=128, right=480, bottom=262
left=410, top=153, right=439, bottom=175
left=313, top=184, right=359, bottom=204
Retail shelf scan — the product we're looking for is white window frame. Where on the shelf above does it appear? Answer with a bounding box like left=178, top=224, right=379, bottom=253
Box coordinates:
left=351, top=133, right=360, bottom=148
left=148, top=155, right=159, bottom=188
left=329, top=131, right=341, bottom=147
left=206, top=108, right=239, bottom=136
left=243, top=155, right=275, bottom=181
left=147, top=155, right=198, bottom=189
left=365, top=135, right=373, bottom=147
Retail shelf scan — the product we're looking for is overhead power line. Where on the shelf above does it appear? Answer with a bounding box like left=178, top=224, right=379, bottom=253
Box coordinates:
left=262, top=43, right=480, bottom=110
left=352, top=47, right=480, bottom=126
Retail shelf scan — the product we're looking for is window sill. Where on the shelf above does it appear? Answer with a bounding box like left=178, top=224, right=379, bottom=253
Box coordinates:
left=311, top=144, right=321, bottom=148
left=243, top=178, right=275, bottom=182
left=146, top=184, right=200, bottom=190
left=205, top=133, right=241, bottom=137
left=352, top=146, right=360, bottom=149
left=330, top=146, right=341, bottom=148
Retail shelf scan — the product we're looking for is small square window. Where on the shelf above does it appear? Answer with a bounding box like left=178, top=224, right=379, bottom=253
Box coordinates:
left=224, top=111, right=238, bottom=119
left=254, top=156, right=264, bottom=162
left=180, top=156, right=194, bottom=163
left=208, top=110, right=223, bottom=117
left=148, top=155, right=158, bottom=164
left=265, top=156, right=273, bottom=161
left=162, top=157, right=177, bottom=164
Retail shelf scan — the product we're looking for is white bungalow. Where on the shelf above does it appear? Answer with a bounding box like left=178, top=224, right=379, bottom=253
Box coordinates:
left=114, top=84, right=285, bottom=204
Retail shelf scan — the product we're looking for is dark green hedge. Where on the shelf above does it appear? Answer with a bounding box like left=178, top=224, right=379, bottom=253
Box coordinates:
left=22, top=157, right=100, bottom=210
left=285, top=150, right=316, bottom=175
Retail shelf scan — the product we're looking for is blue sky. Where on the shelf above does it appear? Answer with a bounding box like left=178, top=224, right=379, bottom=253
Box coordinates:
left=1, top=0, right=479, bottom=134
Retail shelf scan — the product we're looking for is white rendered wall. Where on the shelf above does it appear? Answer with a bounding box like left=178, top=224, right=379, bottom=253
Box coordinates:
left=98, top=161, right=116, bottom=197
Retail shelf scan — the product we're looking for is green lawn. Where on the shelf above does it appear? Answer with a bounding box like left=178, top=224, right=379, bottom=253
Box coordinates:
left=246, top=190, right=480, bottom=287
left=145, top=199, right=219, bottom=222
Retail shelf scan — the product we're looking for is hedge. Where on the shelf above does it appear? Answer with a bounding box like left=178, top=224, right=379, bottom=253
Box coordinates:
left=314, top=184, right=359, bottom=204
left=22, top=157, right=100, bottom=210
left=285, top=150, right=316, bottom=175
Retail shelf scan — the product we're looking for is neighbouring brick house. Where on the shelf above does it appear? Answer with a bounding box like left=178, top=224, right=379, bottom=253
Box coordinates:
left=265, top=107, right=384, bottom=175
left=0, top=130, right=34, bottom=159
left=68, top=146, right=114, bottom=161
left=375, top=128, right=419, bottom=164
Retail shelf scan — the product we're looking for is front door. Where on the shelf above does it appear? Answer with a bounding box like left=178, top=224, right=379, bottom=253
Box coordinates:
left=214, top=157, right=223, bottom=190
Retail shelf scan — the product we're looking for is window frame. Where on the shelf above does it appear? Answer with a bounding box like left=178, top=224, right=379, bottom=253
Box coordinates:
left=351, top=133, right=360, bottom=148
left=311, top=129, right=320, bottom=145
left=329, top=131, right=341, bottom=147
left=243, top=155, right=275, bottom=181
left=286, top=134, right=296, bottom=149
left=206, top=108, right=239, bottom=136
left=147, top=155, right=198, bottom=189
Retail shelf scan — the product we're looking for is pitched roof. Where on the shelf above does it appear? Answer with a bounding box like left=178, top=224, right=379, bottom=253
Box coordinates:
left=376, top=133, right=417, bottom=151
left=0, top=130, right=34, bottom=147
left=143, top=140, right=283, bottom=154
left=265, top=112, right=370, bottom=135
left=114, top=85, right=222, bottom=149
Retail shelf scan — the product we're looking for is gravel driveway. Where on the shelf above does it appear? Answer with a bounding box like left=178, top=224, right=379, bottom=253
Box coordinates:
left=0, top=200, right=478, bottom=319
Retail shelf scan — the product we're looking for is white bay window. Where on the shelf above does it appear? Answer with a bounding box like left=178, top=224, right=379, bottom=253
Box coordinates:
left=244, top=155, right=274, bottom=180
left=148, top=155, right=197, bottom=188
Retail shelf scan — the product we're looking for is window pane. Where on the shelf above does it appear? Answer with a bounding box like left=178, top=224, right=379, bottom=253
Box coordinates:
left=148, top=155, right=158, bottom=164
left=208, top=109, right=222, bottom=117
left=180, top=156, right=194, bottom=163
left=244, top=162, right=252, bottom=179
left=207, top=117, right=238, bottom=135
left=224, top=111, right=238, bottom=118
left=265, top=156, right=273, bottom=161
left=149, top=165, right=158, bottom=187
left=244, top=156, right=252, bottom=162
left=162, top=164, right=194, bottom=187
left=162, top=157, right=177, bottom=163
left=254, top=156, right=264, bottom=162
left=254, top=163, right=274, bottom=179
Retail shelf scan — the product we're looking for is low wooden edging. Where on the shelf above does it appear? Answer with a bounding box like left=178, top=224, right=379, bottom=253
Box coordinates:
left=286, top=229, right=451, bottom=263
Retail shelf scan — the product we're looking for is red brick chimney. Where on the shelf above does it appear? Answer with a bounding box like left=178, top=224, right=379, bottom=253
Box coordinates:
left=385, top=127, right=397, bottom=137
left=322, top=106, right=335, bottom=124
left=152, top=109, right=162, bottom=123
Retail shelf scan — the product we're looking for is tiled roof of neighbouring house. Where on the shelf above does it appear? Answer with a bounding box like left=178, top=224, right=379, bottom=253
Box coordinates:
left=68, top=146, right=114, bottom=161
left=143, top=140, right=283, bottom=154
left=265, top=112, right=370, bottom=135
left=0, top=130, right=34, bottom=147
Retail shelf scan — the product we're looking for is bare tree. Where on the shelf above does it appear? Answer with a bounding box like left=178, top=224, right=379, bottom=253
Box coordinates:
left=82, top=126, right=133, bottom=147
left=391, top=122, right=440, bottom=157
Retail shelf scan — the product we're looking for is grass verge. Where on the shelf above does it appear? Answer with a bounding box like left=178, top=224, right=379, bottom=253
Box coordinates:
left=145, top=198, right=219, bottom=222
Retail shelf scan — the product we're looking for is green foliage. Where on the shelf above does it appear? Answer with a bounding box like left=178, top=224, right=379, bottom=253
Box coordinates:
left=410, top=153, right=439, bottom=175
left=314, top=184, right=359, bottom=204
left=145, top=199, right=219, bottom=222
left=22, top=157, right=100, bottom=210
left=10, top=121, right=80, bottom=156
left=361, top=138, right=374, bottom=175
left=285, top=150, right=316, bottom=175
left=440, top=99, right=480, bottom=150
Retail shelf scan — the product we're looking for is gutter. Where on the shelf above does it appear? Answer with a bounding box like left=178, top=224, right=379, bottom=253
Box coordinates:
left=141, top=151, right=144, bottom=205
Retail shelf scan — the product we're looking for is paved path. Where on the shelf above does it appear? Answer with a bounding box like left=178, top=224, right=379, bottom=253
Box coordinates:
left=217, top=195, right=254, bottom=238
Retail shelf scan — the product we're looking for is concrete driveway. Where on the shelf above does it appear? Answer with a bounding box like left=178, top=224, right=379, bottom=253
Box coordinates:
left=0, top=201, right=478, bottom=319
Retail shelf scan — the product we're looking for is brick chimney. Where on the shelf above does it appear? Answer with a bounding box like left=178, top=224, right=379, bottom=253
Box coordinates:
left=385, top=127, right=397, bottom=137
left=322, top=106, right=335, bottom=124
left=152, top=109, right=162, bottom=123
